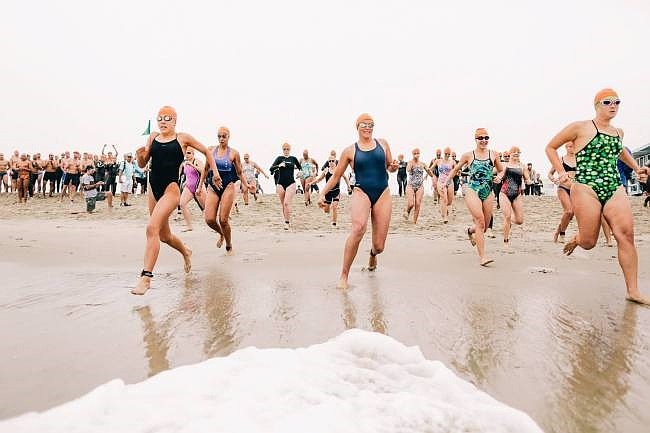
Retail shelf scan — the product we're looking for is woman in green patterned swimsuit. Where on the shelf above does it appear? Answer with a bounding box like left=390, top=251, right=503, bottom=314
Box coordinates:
left=447, top=128, right=504, bottom=266
left=545, top=88, right=650, bottom=305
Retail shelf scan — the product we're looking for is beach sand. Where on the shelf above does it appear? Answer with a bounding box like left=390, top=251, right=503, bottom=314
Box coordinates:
left=1, top=191, right=650, bottom=433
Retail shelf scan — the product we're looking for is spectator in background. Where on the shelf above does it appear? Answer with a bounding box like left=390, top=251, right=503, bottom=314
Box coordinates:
left=133, top=160, right=148, bottom=195
left=118, top=153, right=135, bottom=206
left=81, top=165, right=113, bottom=213
left=524, top=163, right=536, bottom=195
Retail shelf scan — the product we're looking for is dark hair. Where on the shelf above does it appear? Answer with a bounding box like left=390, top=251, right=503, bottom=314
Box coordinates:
left=85, top=165, right=94, bottom=172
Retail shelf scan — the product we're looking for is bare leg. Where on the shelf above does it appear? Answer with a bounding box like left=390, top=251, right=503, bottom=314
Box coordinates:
left=218, top=184, right=236, bottom=254
left=331, top=201, right=339, bottom=225
left=204, top=188, right=224, bottom=246
left=179, top=187, right=195, bottom=231
left=554, top=188, right=574, bottom=242
left=369, top=189, right=391, bottom=270
left=282, top=183, right=297, bottom=226
left=133, top=187, right=190, bottom=295
left=404, top=185, right=415, bottom=220
left=601, top=216, right=613, bottom=247
left=413, top=186, right=424, bottom=224
left=500, top=192, right=512, bottom=243
left=563, top=183, right=604, bottom=255
left=436, top=182, right=448, bottom=222
left=337, top=188, right=371, bottom=289
left=603, top=187, right=649, bottom=304
left=464, top=190, right=493, bottom=265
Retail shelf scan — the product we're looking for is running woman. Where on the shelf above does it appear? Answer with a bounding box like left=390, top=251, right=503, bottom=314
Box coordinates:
left=548, top=141, right=576, bottom=243
left=201, top=126, right=247, bottom=254
left=545, top=88, right=650, bottom=304
left=447, top=128, right=504, bottom=266
left=299, top=149, right=319, bottom=205
left=497, top=146, right=529, bottom=245
left=132, top=106, right=220, bottom=296
left=431, top=147, right=456, bottom=223
left=240, top=153, right=268, bottom=205
left=396, top=154, right=408, bottom=197
left=403, top=148, right=434, bottom=224
left=270, top=143, right=302, bottom=230
left=318, top=113, right=399, bottom=289
left=312, top=157, right=351, bottom=226
left=178, top=147, right=205, bottom=232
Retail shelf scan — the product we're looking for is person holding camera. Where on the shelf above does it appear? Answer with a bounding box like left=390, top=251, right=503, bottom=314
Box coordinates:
left=81, top=165, right=113, bottom=213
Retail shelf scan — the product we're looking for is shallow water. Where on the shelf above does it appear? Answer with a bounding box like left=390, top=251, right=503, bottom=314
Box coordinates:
left=1, top=230, right=650, bottom=433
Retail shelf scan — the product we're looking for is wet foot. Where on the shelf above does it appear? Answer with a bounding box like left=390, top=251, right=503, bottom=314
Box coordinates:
left=626, top=294, right=650, bottom=306
left=284, top=221, right=290, bottom=231
left=216, top=235, right=224, bottom=248
left=131, top=276, right=151, bottom=295
left=368, top=252, right=377, bottom=271
left=563, top=235, right=579, bottom=256
left=183, top=248, right=192, bottom=273
left=480, top=258, right=494, bottom=267
left=336, top=278, right=349, bottom=290
left=467, top=227, right=476, bottom=246
left=225, top=245, right=233, bottom=256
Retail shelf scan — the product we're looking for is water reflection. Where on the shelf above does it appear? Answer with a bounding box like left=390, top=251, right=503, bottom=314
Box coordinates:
left=452, top=298, right=519, bottom=386
left=135, top=271, right=239, bottom=377
left=549, top=303, right=638, bottom=433
left=338, top=281, right=387, bottom=334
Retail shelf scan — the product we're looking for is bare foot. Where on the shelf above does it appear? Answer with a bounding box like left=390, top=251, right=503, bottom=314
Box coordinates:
left=216, top=235, right=224, bottom=248
left=183, top=248, right=192, bottom=273
left=225, top=245, right=233, bottom=256
left=467, top=227, right=476, bottom=246
left=368, top=253, right=377, bottom=271
left=563, top=235, right=579, bottom=256
left=626, top=294, right=650, bottom=306
left=480, top=258, right=494, bottom=267
left=131, top=276, right=151, bottom=295
left=336, top=278, right=349, bottom=290
left=181, top=227, right=193, bottom=232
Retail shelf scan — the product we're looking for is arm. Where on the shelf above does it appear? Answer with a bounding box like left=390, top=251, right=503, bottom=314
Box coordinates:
left=136, top=134, right=157, bottom=168
left=253, top=163, right=269, bottom=178
left=545, top=122, right=581, bottom=184
left=380, top=139, right=398, bottom=172
left=269, top=156, right=283, bottom=174
left=101, top=144, right=107, bottom=156
left=311, top=170, right=326, bottom=184
left=424, top=163, right=434, bottom=178
left=547, top=167, right=558, bottom=184
left=446, top=153, right=469, bottom=184
left=492, top=152, right=505, bottom=181
left=232, top=150, right=249, bottom=191
left=112, top=145, right=118, bottom=159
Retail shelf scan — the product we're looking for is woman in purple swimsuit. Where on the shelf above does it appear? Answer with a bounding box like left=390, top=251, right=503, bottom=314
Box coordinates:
left=179, top=148, right=205, bottom=232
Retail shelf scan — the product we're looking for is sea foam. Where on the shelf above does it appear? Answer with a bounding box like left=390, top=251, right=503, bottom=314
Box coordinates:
left=1, top=329, right=541, bottom=432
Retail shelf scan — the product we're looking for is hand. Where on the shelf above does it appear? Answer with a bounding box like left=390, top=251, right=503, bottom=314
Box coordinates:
left=389, top=160, right=399, bottom=171
left=317, top=193, right=326, bottom=209
left=212, top=175, right=223, bottom=190
left=348, top=187, right=352, bottom=195
left=637, top=167, right=648, bottom=183
left=558, top=172, right=569, bottom=184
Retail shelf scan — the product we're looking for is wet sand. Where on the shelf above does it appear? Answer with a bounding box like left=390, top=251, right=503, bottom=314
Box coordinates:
left=1, top=192, right=650, bottom=433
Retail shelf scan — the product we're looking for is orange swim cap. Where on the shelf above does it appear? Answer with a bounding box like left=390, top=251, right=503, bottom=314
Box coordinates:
left=475, top=128, right=488, bottom=138
left=158, top=106, right=177, bottom=119
left=594, top=88, right=618, bottom=105
left=510, top=146, right=521, bottom=154
left=218, top=126, right=230, bottom=136
left=356, top=113, right=374, bottom=128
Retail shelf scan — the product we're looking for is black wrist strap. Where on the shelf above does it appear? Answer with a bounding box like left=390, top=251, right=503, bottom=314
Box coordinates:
left=140, top=270, right=153, bottom=278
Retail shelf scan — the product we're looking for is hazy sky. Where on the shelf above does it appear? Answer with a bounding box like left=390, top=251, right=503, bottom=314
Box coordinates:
left=3, top=0, right=649, bottom=178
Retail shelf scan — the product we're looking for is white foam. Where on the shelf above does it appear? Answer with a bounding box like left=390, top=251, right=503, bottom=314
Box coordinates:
left=1, top=329, right=541, bottom=433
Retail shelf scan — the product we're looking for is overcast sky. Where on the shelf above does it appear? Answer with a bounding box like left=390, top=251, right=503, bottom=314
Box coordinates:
left=3, top=0, right=649, bottom=177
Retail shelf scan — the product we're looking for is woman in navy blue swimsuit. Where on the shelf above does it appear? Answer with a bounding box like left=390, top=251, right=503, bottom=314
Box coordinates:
left=319, top=113, right=398, bottom=289
left=132, top=106, right=220, bottom=295
left=200, top=126, right=247, bottom=255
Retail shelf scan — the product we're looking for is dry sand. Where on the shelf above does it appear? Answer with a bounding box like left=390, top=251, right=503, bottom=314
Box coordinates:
left=1, top=191, right=650, bottom=433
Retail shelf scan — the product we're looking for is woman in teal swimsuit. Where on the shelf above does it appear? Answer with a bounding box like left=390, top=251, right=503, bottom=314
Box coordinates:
left=447, top=128, right=504, bottom=266
left=545, top=88, right=650, bottom=305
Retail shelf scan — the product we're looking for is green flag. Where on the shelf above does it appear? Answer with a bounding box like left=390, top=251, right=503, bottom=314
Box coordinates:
left=141, top=120, right=151, bottom=136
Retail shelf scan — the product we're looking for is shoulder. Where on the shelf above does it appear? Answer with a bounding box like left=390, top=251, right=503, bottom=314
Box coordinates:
left=376, top=138, right=389, bottom=148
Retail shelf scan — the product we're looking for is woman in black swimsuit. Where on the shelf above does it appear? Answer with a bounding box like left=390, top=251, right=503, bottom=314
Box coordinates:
left=270, top=143, right=301, bottom=230
left=132, top=106, right=221, bottom=295
left=497, top=146, right=529, bottom=246
left=548, top=141, right=576, bottom=243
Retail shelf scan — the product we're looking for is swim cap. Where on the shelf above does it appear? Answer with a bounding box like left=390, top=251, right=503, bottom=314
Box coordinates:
left=356, top=113, right=374, bottom=128
left=475, top=128, right=488, bottom=138
left=218, top=126, right=230, bottom=136
left=509, top=146, right=521, bottom=154
left=594, top=88, right=618, bottom=105
left=158, top=106, right=177, bottom=119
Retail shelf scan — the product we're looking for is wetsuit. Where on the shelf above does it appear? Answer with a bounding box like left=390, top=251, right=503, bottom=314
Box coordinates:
left=558, top=157, right=576, bottom=196
left=353, top=140, right=388, bottom=206
left=324, top=169, right=340, bottom=204
left=270, top=155, right=301, bottom=189
left=397, top=161, right=407, bottom=196
left=207, top=147, right=239, bottom=198
left=500, top=166, right=523, bottom=203
left=149, top=136, right=184, bottom=201
left=467, top=151, right=494, bottom=201
left=94, top=160, right=106, bottom=190
left=575, top=121, right=623, bottom=206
